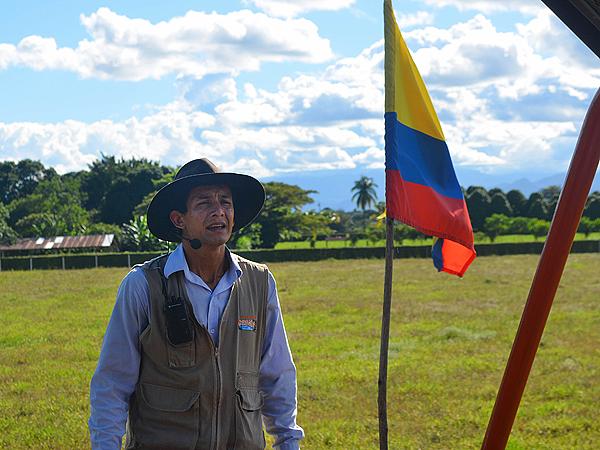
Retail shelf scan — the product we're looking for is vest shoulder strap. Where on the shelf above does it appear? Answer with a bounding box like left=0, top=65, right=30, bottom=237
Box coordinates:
left=137, top=253, right=170, bottom=273
left=231, top=253, right=268, bottom=275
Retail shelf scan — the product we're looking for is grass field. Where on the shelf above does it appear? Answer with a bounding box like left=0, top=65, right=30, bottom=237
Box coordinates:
left=274, top=232, right=600, bottom=249
left=1, top=254, right=599, bottom=449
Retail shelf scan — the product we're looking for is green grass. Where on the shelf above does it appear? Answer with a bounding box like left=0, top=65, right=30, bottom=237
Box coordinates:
left=1, top=255, right=600, bottom=449
left=274, top=232, right=600, bottom=249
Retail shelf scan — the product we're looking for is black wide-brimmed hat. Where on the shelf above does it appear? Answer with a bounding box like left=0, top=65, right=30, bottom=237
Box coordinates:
left=147, top=158, right=265, bottom=242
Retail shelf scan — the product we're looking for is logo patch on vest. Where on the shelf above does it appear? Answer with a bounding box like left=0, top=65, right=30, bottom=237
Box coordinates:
left=238, top=316, right=257, bottom=332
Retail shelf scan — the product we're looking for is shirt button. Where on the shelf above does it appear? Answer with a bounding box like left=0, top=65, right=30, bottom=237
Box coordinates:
left=211, top=329, right=216, bottom=334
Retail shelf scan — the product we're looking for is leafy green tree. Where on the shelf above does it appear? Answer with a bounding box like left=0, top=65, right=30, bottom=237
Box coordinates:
left=506, top=217, right=532, bottom=235
left=254, top=182, right=316, bottom=248
left=506, top=189, right=527, bottom=217
left=229, top=223, right=262, bottom=250
left=318, top=208, right=342, bottom=234
left=15, top=212, right=60, bottom=237
left=81, top=222, right=122, bottom=236
left=465, top=187, right=491, bottom=231
left=81, top=155, right=119, bottom=212
left=540, top=186, right=560, bottom=220
left=9, top=176, right=89, bottom=237
left=0, top=203, right=17, bottom=244
left=298, top=211, right=332, bottom=247
left=540, top=185, right=561, bottom=202
left=483, top=214, right=510, bottom=242
left=578, top=217, right=593, bottom=238
left=393, top=223, right=414, bottom=246
left=526, top=193, right=548, bottom=219
left=584, top=194, right=600, bottom=219
left=0, top=159, right=55, bottom=204
left=348, top=232, right=362, bottom=247
left=529, top=219, right=550, bottom=240
left=490, top=192, right=512, bottom=216
left=81, top=156, right=170, bottom=225
left=121, top=216, right=165, bottom=251
left=365, top=221, right=385, bottom=246
left=133, top=171, right=176, bottom=217
left=7, top=194, right=44, bottom=229
left=466, top=185, right=486, bottom=197
left=351, top=176, right=378, bottom=211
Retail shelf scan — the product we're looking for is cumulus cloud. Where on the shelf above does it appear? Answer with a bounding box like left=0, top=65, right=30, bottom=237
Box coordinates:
left=244, top=0, right=355, bottom=18
left=0, top=7, right=333, bottom=80
left=396, top=11, right=434, bottom=29
left=352, top=147, right=385, bottom=169
left=517, top=10, right=599, bottom=69
left=0, top=8, right=596, bottom=179
left=422, top=0, right=544, bottom=15
left=0, top=109, right=216, bottom=173
left=405, top=13, right=600, bottom=100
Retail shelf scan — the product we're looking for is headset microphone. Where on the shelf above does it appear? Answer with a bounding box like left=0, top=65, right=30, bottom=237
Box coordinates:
left=188, top=238, right=202, bottom=249
left=175, top=227, right=202, bottom=249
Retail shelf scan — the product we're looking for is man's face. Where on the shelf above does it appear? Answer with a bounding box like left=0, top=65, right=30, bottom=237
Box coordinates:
left=172, top=184, right=235, bottom=248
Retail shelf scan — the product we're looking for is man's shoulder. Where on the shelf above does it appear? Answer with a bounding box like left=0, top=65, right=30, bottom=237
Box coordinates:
left=120, top=253, right=169, bottom=291
left=117, top=264, right=150, bottom=298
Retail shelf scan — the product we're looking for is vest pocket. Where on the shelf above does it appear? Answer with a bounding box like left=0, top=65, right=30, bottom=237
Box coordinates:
left=167, top=336, right=196, bottom=368
left=134, top=383, right=200, bottom=449
left=234, top=388, right=266, bottom=450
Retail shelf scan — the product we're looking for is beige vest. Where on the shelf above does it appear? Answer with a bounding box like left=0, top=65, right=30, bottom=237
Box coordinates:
left=126, top=253, right=269, bottom=450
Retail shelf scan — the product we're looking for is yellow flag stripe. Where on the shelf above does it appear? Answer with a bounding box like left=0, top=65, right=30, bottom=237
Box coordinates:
left=384, top=0, right=445, bottom=141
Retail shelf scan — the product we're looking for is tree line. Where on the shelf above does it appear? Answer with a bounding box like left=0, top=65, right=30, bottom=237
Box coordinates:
left=464, top=185, right=600, bottom=241
left=0, top=158, right=599, bottom=251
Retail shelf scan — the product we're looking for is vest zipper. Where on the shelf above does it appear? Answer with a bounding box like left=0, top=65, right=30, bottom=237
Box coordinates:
left=211, top=282, right=236, bottom=450
left=203, top=331, right=221, bottom=450
left=203, top=279, right=238, bottom=450
left=213, top=347, right=221, bottom=450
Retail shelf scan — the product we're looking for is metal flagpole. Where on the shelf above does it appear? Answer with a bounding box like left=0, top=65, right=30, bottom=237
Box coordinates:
left=378, top=217, right=395, bottom=450
left=481, top=88, right=600, bottom=449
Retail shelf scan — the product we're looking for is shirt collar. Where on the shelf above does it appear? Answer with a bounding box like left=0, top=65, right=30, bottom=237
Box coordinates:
left=163, top=243, right=242, bottom=290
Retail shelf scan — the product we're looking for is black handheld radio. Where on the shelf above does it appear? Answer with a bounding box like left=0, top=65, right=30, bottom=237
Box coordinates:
left=160, top=272, right=194, bottom=345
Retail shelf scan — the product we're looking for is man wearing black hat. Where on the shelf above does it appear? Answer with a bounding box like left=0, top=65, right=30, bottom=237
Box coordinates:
left=89, top=159, right=304, bottom=449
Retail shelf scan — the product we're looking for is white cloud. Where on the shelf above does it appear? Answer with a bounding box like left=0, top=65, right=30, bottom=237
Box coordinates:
left=0, top=9, right=596, bottom=180
left=245, top=0, right=355, bottom=18
left=0, top=7, right=333, bottom=80
left=352, top=147, right=384, bottom=169
left=0, top=109, right=216, bottom=173
left=407, top=15, right=535, bottom=90
left=228, top=157, right=273, bottom=178
left=422, top=0, right=544, bottom=15
left=517, top=10, right=599, bottom=69
left=273, top=147, right=356, bottom=172
left=405, top=13, right=600, bottom=100
left=396, top=11, right=434, bottom=29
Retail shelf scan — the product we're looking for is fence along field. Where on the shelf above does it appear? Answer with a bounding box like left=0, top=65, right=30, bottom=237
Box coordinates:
left=0, top=255, right=599, bottom=449
left=2, top=238, right=600, bottom=271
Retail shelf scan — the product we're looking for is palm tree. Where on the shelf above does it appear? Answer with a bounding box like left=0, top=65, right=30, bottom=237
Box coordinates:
left=351, top=176, right=378, bottom=211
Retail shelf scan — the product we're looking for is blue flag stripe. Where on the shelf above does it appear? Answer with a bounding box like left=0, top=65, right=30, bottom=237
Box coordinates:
left=385, top=112, right=464, bottom=200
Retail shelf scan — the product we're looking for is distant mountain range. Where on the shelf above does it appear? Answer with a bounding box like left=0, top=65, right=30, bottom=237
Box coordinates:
left=264, top=167, right=600, bottom=211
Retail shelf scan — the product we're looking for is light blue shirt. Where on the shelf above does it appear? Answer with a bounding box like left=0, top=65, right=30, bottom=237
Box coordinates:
left=89, top=245, right=303, bottom=449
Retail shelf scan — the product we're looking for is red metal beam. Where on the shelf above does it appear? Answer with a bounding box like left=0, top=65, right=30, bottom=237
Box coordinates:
left=482, top=88, right=600, bottom=449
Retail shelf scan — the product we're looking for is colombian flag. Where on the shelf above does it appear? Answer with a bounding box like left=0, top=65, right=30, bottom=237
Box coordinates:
left=384, top=0, right=476, bottom=276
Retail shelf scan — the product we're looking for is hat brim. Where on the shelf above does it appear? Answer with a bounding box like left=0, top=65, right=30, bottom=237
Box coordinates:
left=147, top=172, right=265, bottom=242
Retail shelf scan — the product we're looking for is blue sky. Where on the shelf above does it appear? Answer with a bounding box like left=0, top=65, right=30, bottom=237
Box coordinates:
left=0, top=0, right=598, bottom=193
